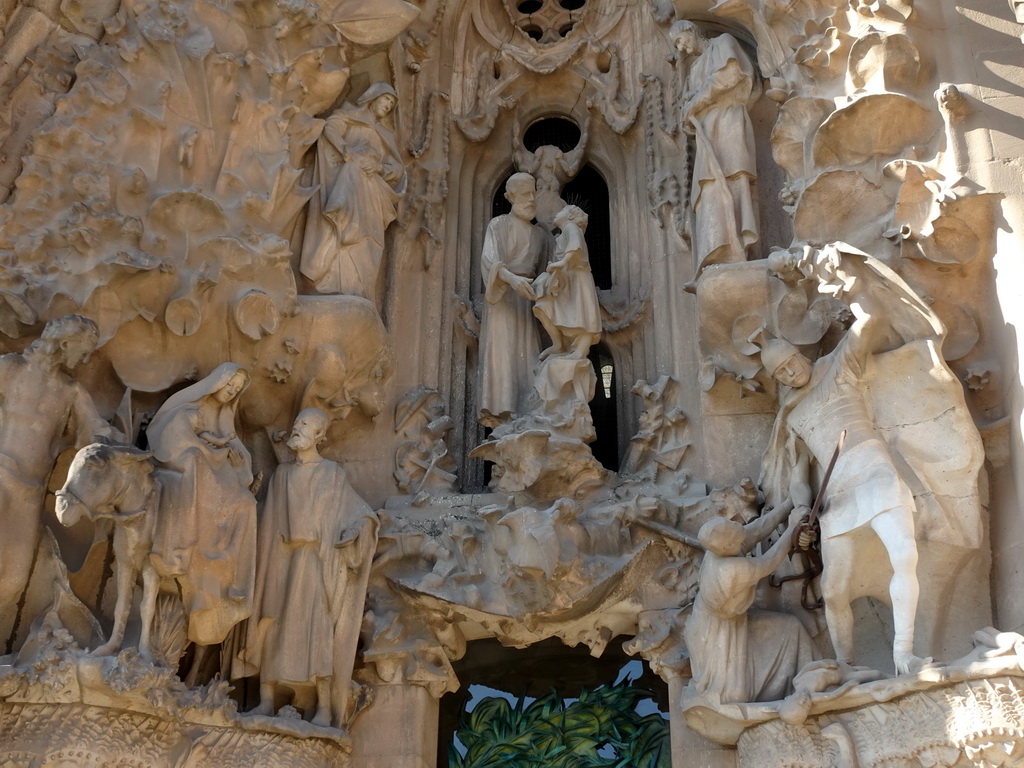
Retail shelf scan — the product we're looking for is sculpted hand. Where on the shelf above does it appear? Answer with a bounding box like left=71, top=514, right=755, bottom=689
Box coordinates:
left=788, top=505, right=811, bottom=530
left=227, top=446, right=245, bottom=467
left=798, top=527, right=818, bottom=550
left=511, top=275, right=536, bottom=301
left=357, top=155, right=382, bottom=174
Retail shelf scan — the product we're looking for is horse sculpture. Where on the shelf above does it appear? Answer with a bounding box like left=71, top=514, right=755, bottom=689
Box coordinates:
left=56, top=442, right=169, bottom=662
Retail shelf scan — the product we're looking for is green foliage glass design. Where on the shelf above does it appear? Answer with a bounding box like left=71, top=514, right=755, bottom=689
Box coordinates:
left=449, top=681, right=670, bottom=768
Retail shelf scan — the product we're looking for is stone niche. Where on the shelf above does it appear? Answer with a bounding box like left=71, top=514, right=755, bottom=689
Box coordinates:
left=0, top=0, right=1021, bottom=766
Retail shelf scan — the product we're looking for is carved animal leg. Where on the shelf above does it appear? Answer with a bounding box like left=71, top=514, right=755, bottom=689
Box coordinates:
left=312, top=677, right=333, bottom=727
left=820, top=534, right=857, bottom=665
left=138, top=564, right=160, bottom=660
left=91, top=560, right=136, bottom=656
left=185, top=643, right=213, bottom=686
left=871, top=506, right=930, bottom=675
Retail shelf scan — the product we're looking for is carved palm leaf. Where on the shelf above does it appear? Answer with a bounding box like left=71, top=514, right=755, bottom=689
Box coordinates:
left=450, top=680, right=669, bottom=768
left=152, top=593, right=188, bottom=667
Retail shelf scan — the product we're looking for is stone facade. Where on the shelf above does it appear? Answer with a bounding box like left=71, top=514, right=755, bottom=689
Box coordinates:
left=0, top=0, right=1023, bottom=765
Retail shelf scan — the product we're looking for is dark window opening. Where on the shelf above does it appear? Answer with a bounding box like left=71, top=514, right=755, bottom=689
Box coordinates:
left=588, top=342, right=619, bottom=472
left=517, top=0, right=543, bottom=11
left=523, top=25, right=543, bottom=41
left=523, top=116, right=581, bottom=154
left=559, top=0, right=586, bottom=8
left=561, top=164, right=612, bottom=289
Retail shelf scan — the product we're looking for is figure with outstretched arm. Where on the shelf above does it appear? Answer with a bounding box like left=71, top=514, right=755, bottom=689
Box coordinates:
left=759, top=243, right=986, bottom=675
left=684, top=503, right=817, bottom=704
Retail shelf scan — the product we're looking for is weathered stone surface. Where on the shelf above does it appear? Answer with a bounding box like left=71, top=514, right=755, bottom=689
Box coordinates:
left=0, top=0, right=1021, bottom=765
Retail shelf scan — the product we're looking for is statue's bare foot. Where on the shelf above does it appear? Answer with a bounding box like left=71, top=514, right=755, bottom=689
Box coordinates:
left=312, top=707, right=332, bottom=727
left=251, top=700, right=274, bottom=717
left=894, top=650, right=934, bottom=676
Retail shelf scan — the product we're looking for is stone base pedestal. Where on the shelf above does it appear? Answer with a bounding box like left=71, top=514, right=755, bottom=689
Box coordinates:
left=0, top=702, right=350, bottom=768
left=669, top=676, right=737, bottom=768
left=737, top=675, right=1024, bottom=767
left=349, top=684, right=439, bottom=768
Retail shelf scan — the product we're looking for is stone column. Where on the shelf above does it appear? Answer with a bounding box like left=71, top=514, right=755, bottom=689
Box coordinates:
left=668, top=676, right=736, bottom=768
left=350, top=683, right=440, bottom=768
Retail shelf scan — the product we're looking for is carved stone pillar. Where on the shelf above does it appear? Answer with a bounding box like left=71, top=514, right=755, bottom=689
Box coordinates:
left=350, top=684, right=439, bottom=768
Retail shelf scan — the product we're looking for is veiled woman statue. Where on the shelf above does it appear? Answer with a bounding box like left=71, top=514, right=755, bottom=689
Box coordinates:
left=147, top=363, right=257, bottom=646
left=300, top=82, right=405, bottom=303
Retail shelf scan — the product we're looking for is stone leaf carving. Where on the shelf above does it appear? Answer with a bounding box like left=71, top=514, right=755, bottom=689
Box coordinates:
left=770, top=96, right=834, bottom=181
left=98, top=296, right=393, bottom=449
left=848, top=30, right=922, bottom=93
left=811, top=93, right=940, bottom=168
left=793, top=169, right=894, bottom=255
left=330, top=0, right=420, bottom=45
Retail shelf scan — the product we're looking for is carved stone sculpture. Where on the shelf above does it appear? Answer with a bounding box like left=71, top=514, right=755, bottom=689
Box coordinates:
left=669, top=21, right=759, bottom=287
left=684, top=504, right=816, bottom=705
left=532, top=205, right=602, bottom=361
left=0, top=315, right=115, bottom=619
left=472, top=203, right=605, bottom=501
left=477, top=172, right=548, bottom=427
left=146, top=362, right=257, bottom=647
left=759, top=243, right=985, bottom=675
left=621, top=376, right=690, bottom=485
left=394, top=387, right=459, bottom=498
left=512, top=115, right=589, bottom=229
left=300, top=82, right=405, bottom=303
left=56, top=443, right=164, bottom=659
left=240, top=408, right=378, bottom=729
